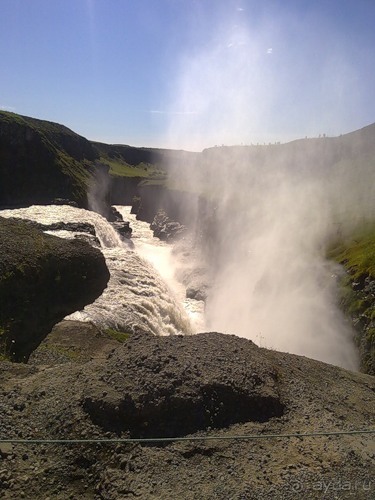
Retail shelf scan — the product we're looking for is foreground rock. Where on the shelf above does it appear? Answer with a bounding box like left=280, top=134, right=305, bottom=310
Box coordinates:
left=0, top=328, right=374, bottom=499
left=0, top=217, right=110, bottom=361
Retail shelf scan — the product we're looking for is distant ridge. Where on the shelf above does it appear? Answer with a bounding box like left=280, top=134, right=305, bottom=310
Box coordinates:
left=0, top=110, right=374, bottom=208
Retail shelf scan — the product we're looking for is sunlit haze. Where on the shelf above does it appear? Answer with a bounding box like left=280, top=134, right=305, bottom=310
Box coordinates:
left=2, top=0, right=375, bottom=149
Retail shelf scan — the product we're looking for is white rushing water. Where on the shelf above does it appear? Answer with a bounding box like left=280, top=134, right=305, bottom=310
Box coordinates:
left=114, top=206, right=205, bottom=332
left=0, top=205, right=195, bottom=336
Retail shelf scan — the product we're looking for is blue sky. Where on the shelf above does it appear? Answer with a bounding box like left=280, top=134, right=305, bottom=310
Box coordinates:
left=2, top=0, right=375, bottom=150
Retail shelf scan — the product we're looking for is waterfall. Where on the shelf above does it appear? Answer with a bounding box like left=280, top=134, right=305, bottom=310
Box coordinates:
left=115, top=206, right=206, bottom=332
left=0, top=205, right=192, bottom=337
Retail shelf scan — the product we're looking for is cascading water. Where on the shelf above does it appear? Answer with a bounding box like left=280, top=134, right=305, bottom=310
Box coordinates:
left=0, top=205, right=193, bottom=337
left=115, top=206, right=205, bottom=332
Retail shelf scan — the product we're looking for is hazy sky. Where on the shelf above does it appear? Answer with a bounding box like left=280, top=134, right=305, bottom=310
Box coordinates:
left=2, top=0, right=375, bottom=149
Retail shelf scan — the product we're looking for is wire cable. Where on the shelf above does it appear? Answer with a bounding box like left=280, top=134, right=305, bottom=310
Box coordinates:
left=1, top=429, right=374, bottom=445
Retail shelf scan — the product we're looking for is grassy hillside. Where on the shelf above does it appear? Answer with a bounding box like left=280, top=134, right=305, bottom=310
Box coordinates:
left=0, top=111, right=200, bottom=213
left=92, top=141, right=198, bottom=184
left=2, top=111, right=374, bottom=208
left=0, top=111, right=97, bottom=207
left=0, top=112, right=190, bottom=208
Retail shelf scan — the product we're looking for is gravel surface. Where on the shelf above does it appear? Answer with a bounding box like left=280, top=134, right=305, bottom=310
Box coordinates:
left=0, top=321, right=374, bottom=499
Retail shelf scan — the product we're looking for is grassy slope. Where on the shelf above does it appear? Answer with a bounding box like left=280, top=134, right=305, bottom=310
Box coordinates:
left=0, top=111, right=173, bottom=203
left=328, top=225, right=375, bottom=374
left=0, top=111, right=94, bottom=205
left=101, top=157, right=166, bottom=179
left=91, top=141, right=200, bottom=189
left=328, top=225, right=375, bottom=280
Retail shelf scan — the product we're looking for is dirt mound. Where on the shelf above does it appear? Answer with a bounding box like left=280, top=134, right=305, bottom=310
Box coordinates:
left=83, top=332, right=284, bottom=437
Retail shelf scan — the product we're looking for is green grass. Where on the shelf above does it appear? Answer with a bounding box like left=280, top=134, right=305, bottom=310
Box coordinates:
left=104, top=328, right=131, bottom=343
left=327, top=223, right=375, bottom=279
left=101, top=157, right=167, bottom=179
left=1, top=110, right=92, bottom=203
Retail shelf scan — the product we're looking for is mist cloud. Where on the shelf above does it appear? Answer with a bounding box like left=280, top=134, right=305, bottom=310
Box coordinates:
left=163, top=9, right=375, bottom=370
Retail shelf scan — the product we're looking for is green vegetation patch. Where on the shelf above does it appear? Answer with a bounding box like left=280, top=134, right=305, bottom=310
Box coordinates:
left=37, top=344, right=81, bottom=361
left=328, top=224, right=375, bottom=279
left=104, top=328, right=131, bottom=343
left=101, top=157, right=167, bottom=180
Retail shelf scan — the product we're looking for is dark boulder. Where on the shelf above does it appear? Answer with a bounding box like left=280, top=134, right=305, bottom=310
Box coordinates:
left=0, top=217, right=110, bottom=361
left=106, top=206, right=133, bottom=241
left=107, top=206, right=123, bottom=222
left=110, top=221, right=132, bottom=240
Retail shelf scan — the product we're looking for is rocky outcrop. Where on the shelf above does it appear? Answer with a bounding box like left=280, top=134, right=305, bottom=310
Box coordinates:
left=150, top=209, right=186, bottom=242
left=186, top=281, right=210, bottom=301
left=26, top=220, right=101, bottom=247
left=105, top=206, right=133, bottom=239
left=27, top=220, right=97, bottom=236
left=0, top=217, right=110, bottom=361
left=107, top=206, right=123, bottom=222
left=110, top=221, right=132, bottom=240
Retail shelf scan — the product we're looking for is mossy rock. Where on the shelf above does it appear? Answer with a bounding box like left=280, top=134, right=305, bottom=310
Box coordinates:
left=0, top=218, right=110, bottom=361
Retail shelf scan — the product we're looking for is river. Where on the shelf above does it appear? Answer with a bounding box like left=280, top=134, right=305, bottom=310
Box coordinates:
left=0, top=204, right=205, bottom=336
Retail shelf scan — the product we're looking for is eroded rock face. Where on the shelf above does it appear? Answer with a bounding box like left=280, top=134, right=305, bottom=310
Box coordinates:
left=0, top=217, right=110, bottom=361
left=346, top=274, right=375, bottom=375
left=82, top=332, right=284, bottom=438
